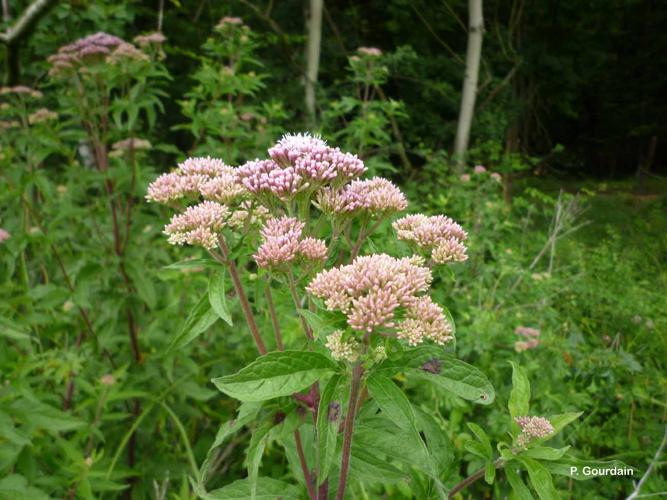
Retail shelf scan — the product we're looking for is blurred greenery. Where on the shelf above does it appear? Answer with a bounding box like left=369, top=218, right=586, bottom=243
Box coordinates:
left=0, top=1, right=665, bottom=499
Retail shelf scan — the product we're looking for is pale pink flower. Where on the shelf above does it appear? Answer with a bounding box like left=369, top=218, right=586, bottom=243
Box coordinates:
left=432, top=237, right=468, bottom=263
left=396, top=296, right=453, bottom=345
left=133, top=32, right=167, bottom=47
left=515, top=326, right=540, bottom=338
left=514, top=326, right=540, bottom=352
left=238, top=159, right=303, bottom=198
left=111, top=137, right=151, bottom=151
left=317, top=177, right=407, bottom=216
left=393, top=214, right=467, bottom=263
left=147, top=157, right=244, bottom=204
left=307, top=254, right=432, bottom=333
left=474, top=165, right=487, bottom=174
left=108, top=42, right=149, bottom=64
left=100, top=374, right=116, bottom=386
left=460, top=173, right=471, bottom=183
left=490, top=172, right=502, bottom=182
left=27, top=108, right=58, bottom=124
left=515, top=416, right=554, bottom=447
left=0, top=228, right=10, bottom=243
left=268, top=132, right=327, bottom=167
left=254, top=216, right=327, bottom=268
left=299, top=237, right=328, bottom=261
left=0, top=86, right=42, bottom=98
left=325, top=330, right=359, bottom=362
left=163, top=201, right=229, bottom=249
left=357, top=47, right=383, bottom=57
left=217, top=16, right=244, bottom=27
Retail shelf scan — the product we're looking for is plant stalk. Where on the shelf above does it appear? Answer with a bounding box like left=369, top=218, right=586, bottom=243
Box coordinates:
left=335, top=363, right=364, bottom=500
left=448, top=458, right=505, bottom=498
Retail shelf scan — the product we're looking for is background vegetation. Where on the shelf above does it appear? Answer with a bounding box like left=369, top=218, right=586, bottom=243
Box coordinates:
left=0, top=0, right=665, bottom=498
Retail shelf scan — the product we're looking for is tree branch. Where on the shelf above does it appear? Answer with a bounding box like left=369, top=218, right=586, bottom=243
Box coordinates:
left=0, top=0, right=55, bottom=44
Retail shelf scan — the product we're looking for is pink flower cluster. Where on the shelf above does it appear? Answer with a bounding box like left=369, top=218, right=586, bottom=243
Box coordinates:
left=146, top=157, right=245, bottom=204
left=515, top=416, right=554, bottom=447
left=0, top=86, right=43, bottom=98
left=0, top=228, right=10, bottom=244
left=396, top=296, right=454, bottom=345
left=238, top=133, right=365, bottom=198
left=163, top=201, right=229, bottom=249
left=357, top=47, right=383, bottom=57
left=317, top=177, right=407, bottom=216
left=48, top=32, right=147, bottom=75
left=514, top=326, right=540, bottom=352
left=325, top=330, right=360, bottom=362
left=254, top=216, right=327, bottom=269
left=393, top=214, right=468, bottom=263
left=308, top=254, right=452, bottom=344
left=133, top=32, right=167, bottom=47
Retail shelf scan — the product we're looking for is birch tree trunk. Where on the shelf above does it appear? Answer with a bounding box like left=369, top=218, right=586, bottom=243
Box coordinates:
left=305, top=0, right=323, bottom=124
left=453, top=0, right=484, bottom=170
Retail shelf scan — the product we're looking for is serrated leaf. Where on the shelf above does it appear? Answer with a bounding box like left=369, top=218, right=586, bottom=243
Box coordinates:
left=162, top=258, right=214, bottom=271
left=203, top=477, right=301, bottom=499
left=484, top=460, right=496, bottom=484
left=127, top=262, right=156, bottom=309
left=212, top=351, right=338, bottom=402
left=349, top=447, right=408, bottom=483
left=167, top=294, right=218, bottom=354
left=505, top=466, right=534, bottom=500
left=377, top=347, right=494, bottom=404
left=316, top=375, right=343, bottom=482
left=208, top=269, right=233, bottom=326
left=199, top=402, right=262, bottom=483
left=521, top=446, right=570, bottom=461
left=247, top=422, right=272, bottom=500
left=467, top=423, right=492, bottom=458
left=519, top=457, right=560, bottom=500
left=549, top=412, right=583, bottom=436
left=508, top=362, right=530, bottom=421
left=366, top=373, right=416, bottom=432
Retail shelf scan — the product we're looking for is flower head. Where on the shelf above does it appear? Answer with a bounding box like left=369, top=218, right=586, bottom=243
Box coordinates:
left=474, top=165, right=487, bottom=174
left=307, top=254, right=433, bottom=334
left=316, top=177, right=407, bottom=216
left=111, top=137, right=152, bottom=151
left=515, top=416, right=554, bottom=447
left=28, top=108, right=58, bottom=125
left=146, top=157, right=245, bottom=204
left=396, top=296, right=454, bottom=345
left=393, top=214, right=468, bottom=263
left=514, top=326, right=540, bottom=352
left=325, top=330, right=360, bottom=362
left=163, top=201, right=229, bottom=249
left=253, top=216, right=327, bottom=269
left=358, top=47, right=383, bottom=57
left=0, top=86, right=43, bottom=98
left=0, top=228, right=10, bottom=243
left=133, top=32, right=167, bottom=47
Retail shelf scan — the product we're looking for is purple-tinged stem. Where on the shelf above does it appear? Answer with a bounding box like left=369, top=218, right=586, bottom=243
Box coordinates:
left=335, top=363, right=364, bottom=500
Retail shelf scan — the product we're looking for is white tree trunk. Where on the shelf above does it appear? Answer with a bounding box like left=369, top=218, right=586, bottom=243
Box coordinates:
left=453, top=0, right=484, bottom=169
left=305, top=0, right=323, bottom=123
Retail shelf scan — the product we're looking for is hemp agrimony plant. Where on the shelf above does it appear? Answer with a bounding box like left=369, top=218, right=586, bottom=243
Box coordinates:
left=322, top=47, right=410, bottom=175
left=177, top=17, right=286, bottom=162
left=147, top=133, right=594, bottom=498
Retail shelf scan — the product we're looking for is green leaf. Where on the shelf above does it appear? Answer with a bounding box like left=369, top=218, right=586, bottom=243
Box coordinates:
left=549, top=412, right=583, bottom=436
left=208, top=269, right=233, bottom=326
left=543, top=457, right=633, bottom=481
left=297, top=309, right=335, bottom=339
left=162, top=258, right=214, bottom=271
left=484, top=460, right=497, bottom=484
left=127, top=262, right=156, bottom=309
left=247, top=422, right=272, bottom=500
left=199, top=402, right=262, bottom=483
left=167, top=294, right=219, bottom=354
left=366, top=373, right=416, bottom=432
left=505, top=466, right=534, bottom=500
left=349, top=447, right=408, bottom=484
left=316, top=375, right=343, bottom=482
left=413, top=407, right=455, bottom=474
left=467, top=423, right=492, bottom=459
left=212, top=351, right=338, bottom=402
left=377, top=347, right=494, bottom=404
left=519, top=457, right=560, bottom=500
left=508, top=362, right=530, bottom=421
left=0, top=474, right=50, bottom=500
left=203, top=477, right=301, bottom=499
left=521, top=446, right=571, bottom=461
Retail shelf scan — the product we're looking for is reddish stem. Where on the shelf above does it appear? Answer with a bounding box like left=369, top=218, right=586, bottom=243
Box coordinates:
left=335, top=363, right=364, bottom=500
